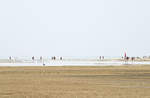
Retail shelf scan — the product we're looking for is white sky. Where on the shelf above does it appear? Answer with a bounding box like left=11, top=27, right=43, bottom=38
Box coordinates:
left=0, top=0, right=150, bottom=57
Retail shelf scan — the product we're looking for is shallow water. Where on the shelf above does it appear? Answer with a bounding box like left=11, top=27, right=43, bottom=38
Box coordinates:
left=0, top=60, right=150, bottom=66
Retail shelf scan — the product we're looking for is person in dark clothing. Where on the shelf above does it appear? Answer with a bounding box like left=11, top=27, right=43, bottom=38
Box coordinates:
left=32, top=56, right=34, bottom=61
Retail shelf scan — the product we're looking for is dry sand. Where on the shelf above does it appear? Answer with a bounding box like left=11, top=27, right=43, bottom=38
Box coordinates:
left=0, top=65, right=150, bottom=98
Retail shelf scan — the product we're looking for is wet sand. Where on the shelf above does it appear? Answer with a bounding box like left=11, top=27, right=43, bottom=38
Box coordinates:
left=0, top=65, right=150, bottom=98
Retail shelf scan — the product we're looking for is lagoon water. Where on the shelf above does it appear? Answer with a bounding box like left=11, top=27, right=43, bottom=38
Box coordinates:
left=0, top=56, right=150, bottom=66
left=0, top=59, right=150, bottom=66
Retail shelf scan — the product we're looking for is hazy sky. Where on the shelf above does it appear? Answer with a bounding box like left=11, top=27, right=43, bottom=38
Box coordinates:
left=0, top=0, right=150, bottom=57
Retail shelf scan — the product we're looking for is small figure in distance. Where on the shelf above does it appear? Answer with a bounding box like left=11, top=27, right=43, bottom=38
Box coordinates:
left=99, top=56, right=101, bottom=60
left=32, top=56, right=34, bottom=61
left=40, top=56, right=42, bottom=61
left=126, top=57, right=129, bottom=61
left=51, top=56, right=56, bottom=60
left=9, top=56, right=12, bottom=63
left=53, top=56, right=56, bottom=60
left=9, top=56, right=11, bottom=60
left=131, top=57, right=135, bottom=61
left=60, top=57, right=62, bottom=60
left=102, top=56, right=104, bottom=59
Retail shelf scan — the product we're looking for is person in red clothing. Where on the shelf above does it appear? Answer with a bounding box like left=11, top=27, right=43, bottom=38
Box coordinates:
left=124, top=52, right=127, bottom=59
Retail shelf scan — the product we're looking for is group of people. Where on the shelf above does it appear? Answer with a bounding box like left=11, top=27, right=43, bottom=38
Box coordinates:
left=99, top=56, right=105, bottom=60
left=31, top=56, right=63, bottom=61
left=51, top=56, right=63, bottom=60
left=124, top=57, right=136, bottom=61
left=123, top=52, right=135, bottom=61
left=9, top=54, right=139, bottom=62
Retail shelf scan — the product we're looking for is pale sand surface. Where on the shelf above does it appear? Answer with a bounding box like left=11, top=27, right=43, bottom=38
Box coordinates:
left=0, top=66, right=150, bottom=98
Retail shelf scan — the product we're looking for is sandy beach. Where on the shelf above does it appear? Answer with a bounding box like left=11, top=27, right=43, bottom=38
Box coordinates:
left=0, top=65, right=150, bottom=98
left=1, top=0, right=150, bottom=97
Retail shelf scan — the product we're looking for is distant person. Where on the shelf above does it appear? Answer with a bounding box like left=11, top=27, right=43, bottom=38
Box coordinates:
left=32, top=56, right=34, bottom=61
left=124, top=52, right=127, bottom=59
left=9, top=56, right=12, bottom=63
left=102, top=56, right=104, bottom=59
left=40, top=56, right=42, bottom=60
left=9, top=56, right=11, bottom=60
left=60, top=57, right=62, bottom=60
left=99, top=56, right=101, bottom=60
left=53, top=56, right=56, bottom=60
left=123, top=52, right=127, bottom=63
left=52, top=56, right=54, bottom=60
left=126, top=57, right=129, bottom=61
left=131, top=57, right=135, bottom=61
left=51, top=56, right=56, bottom=60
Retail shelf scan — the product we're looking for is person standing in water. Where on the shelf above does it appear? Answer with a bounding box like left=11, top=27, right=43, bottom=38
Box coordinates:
left=9, top=56, right=11, bottom=60
left=102, top=56, right=104, bottom=59
left=124, top=52, right=127, bottom=59
left=9, top=56, right=12, bottom=63
left=60, top=57, right=62, bottom=60
left=53, top=56, right=56, bottom=60
left=40, top=56, right=42, bottom=61
left=32, top=56, right=35, bottom=62
left=99, top=56, right=101, bottom=60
